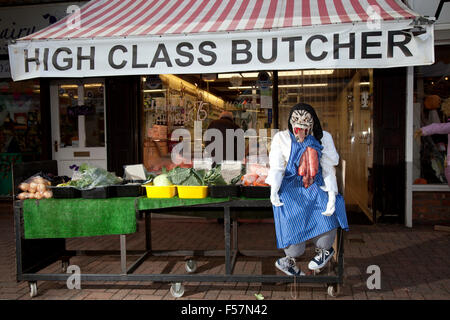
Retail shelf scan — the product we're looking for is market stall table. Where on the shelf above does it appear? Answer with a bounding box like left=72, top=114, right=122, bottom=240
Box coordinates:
left=14, top=196, right=344, bottom=298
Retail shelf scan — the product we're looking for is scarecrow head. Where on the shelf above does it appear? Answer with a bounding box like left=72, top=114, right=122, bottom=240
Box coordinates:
left=288, top=103, right=323, bottom=143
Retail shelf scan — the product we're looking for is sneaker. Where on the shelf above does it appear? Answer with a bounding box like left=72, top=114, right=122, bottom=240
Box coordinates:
left=275, top=256, right=305, bottom=276
left=308, top=247, right=335, bottom=270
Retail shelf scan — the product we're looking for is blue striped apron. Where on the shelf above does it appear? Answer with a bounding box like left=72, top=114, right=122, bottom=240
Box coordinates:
left=273, top=132, right=349, bottom=249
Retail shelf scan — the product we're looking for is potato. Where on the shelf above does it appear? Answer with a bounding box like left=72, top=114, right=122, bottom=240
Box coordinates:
left=43, top=191, right=53, bottom=199
left=29, top=182, right=37, bottom=192
left=19, top=183, right=29, bottom=192
left=37, top=183, right=47, bottom=193
left=32, top=177, right=45, bottom=184
left=27, top=192, right=36, bottom=199
left=17, top=192, right=28, bottom=200
left=34, top=192, right=43, bottom=200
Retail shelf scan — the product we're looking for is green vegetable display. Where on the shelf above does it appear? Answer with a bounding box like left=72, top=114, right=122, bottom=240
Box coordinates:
left=67, top=163, right=122, bottom=189
left=167, top=167, right=204, bottom=186
left=166, top=165, right=244, bottom=186
left=203, top=166, right=227, bottom=186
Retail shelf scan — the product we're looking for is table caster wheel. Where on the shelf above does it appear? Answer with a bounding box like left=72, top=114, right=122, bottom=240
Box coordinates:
left=327, top=284, right=340, bottom=297
left=170, top=283, right=185, bottom=298
left=185, top=259, right=197, bottom=273
left=29, top=282, right=38, bottom=298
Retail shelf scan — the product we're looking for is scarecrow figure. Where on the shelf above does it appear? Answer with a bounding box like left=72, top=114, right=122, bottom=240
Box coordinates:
left=266, top=103, right=349, bottom=276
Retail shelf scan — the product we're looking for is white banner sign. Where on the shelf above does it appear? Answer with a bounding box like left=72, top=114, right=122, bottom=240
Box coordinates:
left=8, top=20, right=434, bottom=81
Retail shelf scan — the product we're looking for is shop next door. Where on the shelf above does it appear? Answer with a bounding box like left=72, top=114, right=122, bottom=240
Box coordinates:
left=50, top=79, right=106, bottom=177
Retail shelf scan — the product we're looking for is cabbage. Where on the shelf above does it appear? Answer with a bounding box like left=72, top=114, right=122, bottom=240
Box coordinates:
left=153, top=173, right=173, bottom=186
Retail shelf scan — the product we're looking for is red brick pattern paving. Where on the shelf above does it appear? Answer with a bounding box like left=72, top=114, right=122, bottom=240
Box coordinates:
left=1, top=202, right=449, bottom=300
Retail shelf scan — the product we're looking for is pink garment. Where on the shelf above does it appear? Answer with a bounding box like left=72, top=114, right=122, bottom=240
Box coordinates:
left=421, top=122, right=450, bottom=186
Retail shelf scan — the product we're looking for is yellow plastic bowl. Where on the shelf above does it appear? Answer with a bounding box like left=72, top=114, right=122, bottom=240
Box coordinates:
left=143, top=185, right=177, bottom=198
left=177, top=186, right=208, bottom=199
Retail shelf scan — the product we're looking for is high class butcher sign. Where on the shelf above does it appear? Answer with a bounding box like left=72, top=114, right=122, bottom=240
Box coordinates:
left=8, top=20, right=434, bottom=81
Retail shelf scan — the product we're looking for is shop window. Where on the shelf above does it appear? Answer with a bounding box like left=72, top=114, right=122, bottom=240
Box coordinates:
left=57, top=82, right=105, bottom=148
left=141, top=73, right=274, bottom=171
left=413, top=45, right=450, bottom=185
left=0, top=79, right=41, bottom=195
left=0, top=79, right=41, bottom=154
left=58, top=84, right=79, bottom=147
left=278, top=69, right=374, bottom=218
left=83, top=83, right=105, bottom=148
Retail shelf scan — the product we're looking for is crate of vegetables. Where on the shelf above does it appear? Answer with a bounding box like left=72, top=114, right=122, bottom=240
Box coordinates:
left=240, top=164, right=270, bottom=198
left=165, top=167, right=210, bottom=199
left=241, top=186, right=270, bottom=198
left=143, top=169, right=177, bottom=198
left=81, top=186, right=114, bottom=199
left=203, top=164, right=242, bottom=198
left=48, top=186, right=81, bottom=199
left=112, top=183, right=144, bottom=197
left=209, top=185, right=240, bottom=198
left=177, top=185, right=208, bottom=199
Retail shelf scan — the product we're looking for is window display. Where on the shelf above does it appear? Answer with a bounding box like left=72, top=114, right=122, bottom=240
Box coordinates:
left=0, top=79, right=41, bottom=195
left=0, top=79, right=41, bottom=154
left=413, top=45, right=450, bottom=185
left=140, top=69, right=374, bottom=220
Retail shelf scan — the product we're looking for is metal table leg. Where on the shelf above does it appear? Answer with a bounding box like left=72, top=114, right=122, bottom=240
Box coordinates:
left=120, top=235, right=127, bottom=275
left=230, top=214, right=239, bottom=274
left=224, top=206, right=231, bottom=275
left=233, top=216, right=238, bottom=252
left=125, top=211, right=152, bottom=275
left=145, top=211, right=152, bottom=252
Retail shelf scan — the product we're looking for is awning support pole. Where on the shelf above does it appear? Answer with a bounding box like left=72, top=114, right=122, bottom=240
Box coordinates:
left=405, top=66, right=414, bottom=228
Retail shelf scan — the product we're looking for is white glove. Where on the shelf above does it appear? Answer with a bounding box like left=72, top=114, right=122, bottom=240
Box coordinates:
left=268, top=171, right=284, bottom=207
left=270, top=190, right=284, bottom=207
left=322, top=190, right=336, bottom=216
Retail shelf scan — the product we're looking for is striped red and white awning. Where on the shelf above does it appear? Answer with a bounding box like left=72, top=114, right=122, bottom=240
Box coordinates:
left=9, top=0, right=434, bottom=81
left=22, top=0, right=419, bottom=41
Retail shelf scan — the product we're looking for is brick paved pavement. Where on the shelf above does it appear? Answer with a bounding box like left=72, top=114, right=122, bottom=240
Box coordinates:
left=0, top=202, right=449, bottom=300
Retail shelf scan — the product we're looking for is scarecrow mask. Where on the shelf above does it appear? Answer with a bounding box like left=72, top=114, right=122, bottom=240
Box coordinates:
left=290, top=109, right=314, bottom=143
left=287, top=103, right=324, bottom=188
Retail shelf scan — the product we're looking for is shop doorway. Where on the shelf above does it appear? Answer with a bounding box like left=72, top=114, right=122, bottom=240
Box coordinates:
left=50, top=79, right=106, bottom=177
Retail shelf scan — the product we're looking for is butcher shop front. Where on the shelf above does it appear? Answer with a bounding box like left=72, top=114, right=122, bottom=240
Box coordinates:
left=7, top=0, right=435, bottom=227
